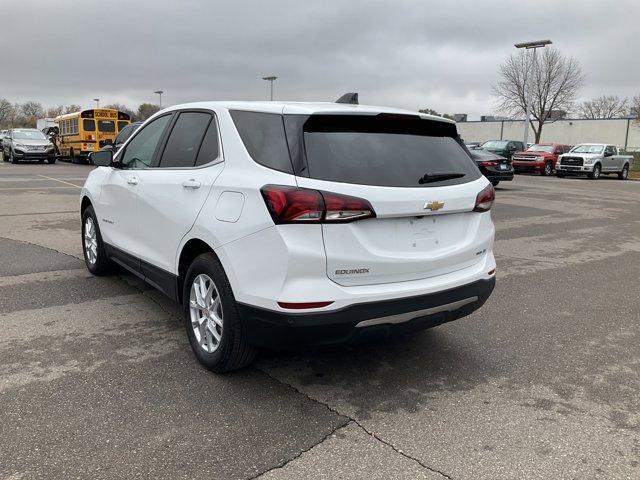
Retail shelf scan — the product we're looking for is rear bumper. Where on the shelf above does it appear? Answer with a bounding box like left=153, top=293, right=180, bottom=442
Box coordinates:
left=238, top=277, right=495, bottom=349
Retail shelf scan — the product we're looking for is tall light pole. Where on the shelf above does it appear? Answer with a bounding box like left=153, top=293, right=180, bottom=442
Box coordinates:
left=262, top=76, right=277, bottom=101
left=154, top=90, right=164, bottom=108
left=93, top=98, right=100, bottom=108
left=515, top=39, right=552, bottom=146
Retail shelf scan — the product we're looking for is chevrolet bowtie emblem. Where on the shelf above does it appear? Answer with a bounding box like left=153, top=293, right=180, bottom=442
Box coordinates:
left=424, top=201, right=445, bottom=211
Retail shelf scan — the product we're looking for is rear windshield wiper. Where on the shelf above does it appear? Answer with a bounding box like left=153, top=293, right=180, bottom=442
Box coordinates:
left=418, top=172, right=466, bottom=184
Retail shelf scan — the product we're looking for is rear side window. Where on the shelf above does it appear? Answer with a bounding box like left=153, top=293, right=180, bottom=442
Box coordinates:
left=230, top=110, right=293, bottom=173
left=159, top=112, right=212, bottom=168
left=301, top=115, right=480, bottom=187
left=195, top=118, right=220, bottom=166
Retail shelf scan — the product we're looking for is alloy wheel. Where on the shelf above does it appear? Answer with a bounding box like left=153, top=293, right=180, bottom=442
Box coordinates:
left=189, top=274, right=223, bottom=353
left=84, top=217, right=98, bottom=264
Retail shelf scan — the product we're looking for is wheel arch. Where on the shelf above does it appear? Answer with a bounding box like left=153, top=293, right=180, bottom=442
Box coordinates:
left=80, top=195, right=93, bottom=219
left=177, top=238, right=217, bottom=304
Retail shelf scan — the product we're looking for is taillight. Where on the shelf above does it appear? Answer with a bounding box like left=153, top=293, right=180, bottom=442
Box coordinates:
left=480, top=161, right=497, bottom=167
left=260, top=185, right=376, bottom=224
left=473, top=184, right=495, bottom=212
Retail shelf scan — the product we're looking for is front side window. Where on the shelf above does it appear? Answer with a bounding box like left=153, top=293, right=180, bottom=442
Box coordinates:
left=159, top=112, right=212, bottom=168
left=98, top=120, right=115, bottom=133
left=83, top=119, right=95, bottom=131
left=120, top=115, right=171, bottom=169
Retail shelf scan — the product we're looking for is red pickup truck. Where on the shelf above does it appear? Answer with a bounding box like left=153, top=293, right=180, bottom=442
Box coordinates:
left=512, top=143, right=572, bottom=176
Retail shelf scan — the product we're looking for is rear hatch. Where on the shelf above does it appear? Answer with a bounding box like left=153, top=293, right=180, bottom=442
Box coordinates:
left=292, top=113, right=492, bottom=287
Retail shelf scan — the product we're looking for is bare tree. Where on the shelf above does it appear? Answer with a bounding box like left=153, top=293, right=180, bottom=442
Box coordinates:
left=632, top=95, right=640, bottom=121
left=0, top=99, right=12, bottom=128
left=137, top=103, right=161, bottom=120
left=45, top=105, right=65, bottom=118
left=493, top=47, right=584, bottom=143
left=579, top=95, right=628, bottom=119
left=64, top=104, right=82, bottom=114
left=21, top=101, right=44, bottom=118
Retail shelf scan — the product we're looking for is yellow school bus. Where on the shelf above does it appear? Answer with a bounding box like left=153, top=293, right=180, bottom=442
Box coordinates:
left=55, top=108, right=131, bottom=162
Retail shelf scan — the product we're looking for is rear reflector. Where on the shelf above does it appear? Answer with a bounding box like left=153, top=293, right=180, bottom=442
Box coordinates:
left=261, top=185, right=376, bottom=224
left=488, top=268, right=496, bottom=275
left=473, top=184, right=495, bottom=212
left=277, top=301, right=334, bottom=310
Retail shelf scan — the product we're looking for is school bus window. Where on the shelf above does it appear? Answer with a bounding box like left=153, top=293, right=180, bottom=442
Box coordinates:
left=83, top=119, right=95, bottom=131
left=98, top=120, right=115, bottom=133
left=117, top=121, right=128, bottom=131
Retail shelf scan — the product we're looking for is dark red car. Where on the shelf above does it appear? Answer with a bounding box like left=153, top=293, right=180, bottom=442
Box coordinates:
left=512, top=143, right=572, bottom=176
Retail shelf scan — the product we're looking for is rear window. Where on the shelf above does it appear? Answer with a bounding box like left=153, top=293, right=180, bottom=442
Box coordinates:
left=301, top=115, right=480, bottom=187
left=83, top=119, right=95, bottom=131
left=98, top=120, right=115, bottom=133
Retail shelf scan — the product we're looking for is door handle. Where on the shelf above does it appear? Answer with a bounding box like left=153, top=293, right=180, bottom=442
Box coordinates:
left=182, top=179, right=201, bottom=189
left=126, top=176, right=139, bottom=186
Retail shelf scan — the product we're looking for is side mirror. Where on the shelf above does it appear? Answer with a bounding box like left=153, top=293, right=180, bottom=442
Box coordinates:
left=89, top=150, right=113, bottom=167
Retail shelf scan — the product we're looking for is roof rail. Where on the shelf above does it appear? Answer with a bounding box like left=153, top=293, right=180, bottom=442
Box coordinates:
left=335, top=93, right=358, bottom=104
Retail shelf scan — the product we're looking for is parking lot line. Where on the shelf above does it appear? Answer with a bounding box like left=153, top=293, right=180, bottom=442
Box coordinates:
left=37, top=174, right=83, bottom=188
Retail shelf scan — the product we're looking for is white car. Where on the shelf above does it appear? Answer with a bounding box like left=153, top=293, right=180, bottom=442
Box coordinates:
left=81, top=100, right=497, bottom=372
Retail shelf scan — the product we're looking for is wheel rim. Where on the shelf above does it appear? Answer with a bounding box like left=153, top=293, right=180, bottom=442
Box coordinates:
left=545, top=163, right=552, bottom=175
left=623, top=168, right=628, bottom=179
left=594, top=166, right=600, bottom=179
left=189, top=274, right=223, bottom=353
left=83, top=217, right=98, bottom=264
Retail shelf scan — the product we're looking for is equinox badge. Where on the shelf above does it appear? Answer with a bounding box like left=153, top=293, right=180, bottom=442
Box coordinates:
left=424, top=201, right=445, bottom=211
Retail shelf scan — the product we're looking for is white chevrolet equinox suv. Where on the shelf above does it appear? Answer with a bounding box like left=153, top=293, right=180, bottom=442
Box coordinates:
left=81, top=100, right=496, bottom=372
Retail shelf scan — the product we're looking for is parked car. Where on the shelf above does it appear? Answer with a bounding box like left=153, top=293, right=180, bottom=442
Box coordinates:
left=82, top=101, right=497, bottom=372
left=480, top=140, right=525, bottom=160
left=469, top=148, right=514, bottom=186
left=2, top=128, right=56, bottom=164
left=512, top=143, right=572, bottom=176
left=100, top=121, right=143, bottom=154
left=556, top=144, right=634, bottom=180
left=0, top=130, right=8, bottom=150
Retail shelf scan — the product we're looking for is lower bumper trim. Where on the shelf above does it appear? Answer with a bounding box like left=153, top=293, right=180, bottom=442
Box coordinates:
left=237, top=277, right=495, bottom=350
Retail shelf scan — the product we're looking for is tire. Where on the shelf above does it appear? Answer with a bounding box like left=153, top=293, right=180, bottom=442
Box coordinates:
left=541, top=161, right=553, bottom=176
left=183, top=253, right=256, bottom=373
left=618, top=165, right=629, bottom=180
left=47, top=157, right=56, bottom=164
left=588, top=164, right=601, bottom=180
left=1, top=150, right=6, bottom=162
left=491, top=180, right=500, bottom=187
left=10, top=150, right=18, bottom=164
left=81, top=205, right=112, bottom=275
left=70, top=149, right=77, bottom=164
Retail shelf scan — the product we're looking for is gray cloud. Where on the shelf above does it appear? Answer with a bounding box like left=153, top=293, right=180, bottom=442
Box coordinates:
left=2, top=0, right=638, bottom=119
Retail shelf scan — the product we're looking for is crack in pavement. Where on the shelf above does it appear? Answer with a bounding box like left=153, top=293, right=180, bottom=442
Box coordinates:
left=253, top=366, right=453, bottom=480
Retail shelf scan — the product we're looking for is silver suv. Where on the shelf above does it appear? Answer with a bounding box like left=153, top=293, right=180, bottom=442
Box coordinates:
left=3, top=128, right=56, bottom=164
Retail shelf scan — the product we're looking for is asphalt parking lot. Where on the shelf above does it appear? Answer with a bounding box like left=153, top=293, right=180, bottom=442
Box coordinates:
left=1, top=161, right=639, bottom=479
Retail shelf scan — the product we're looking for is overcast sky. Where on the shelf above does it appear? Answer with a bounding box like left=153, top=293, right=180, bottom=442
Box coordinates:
left=1, top=0, right=638, bottom=119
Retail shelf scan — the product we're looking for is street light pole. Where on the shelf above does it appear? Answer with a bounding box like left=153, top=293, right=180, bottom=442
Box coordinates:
left=93, top=98, right=100, bottom=108
left=262, top=76, right=278, bottom=101
left=515, top=39, right=552, bottom=146
left=154, top=90, right=164, bottom=108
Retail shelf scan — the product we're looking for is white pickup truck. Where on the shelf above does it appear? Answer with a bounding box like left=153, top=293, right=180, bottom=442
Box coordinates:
left=556, top=144, right=634, bottom=180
